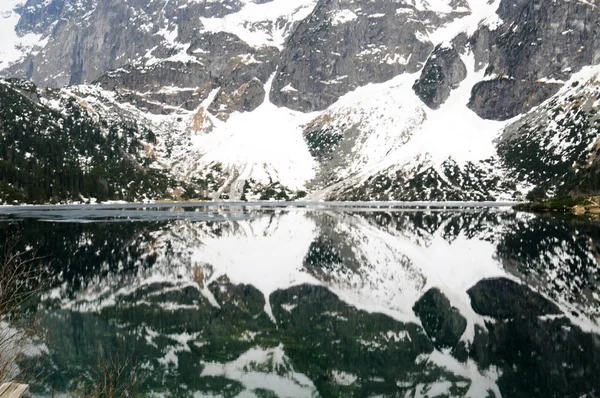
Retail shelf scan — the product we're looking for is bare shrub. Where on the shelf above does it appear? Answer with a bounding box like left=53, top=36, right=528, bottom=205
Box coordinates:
left=0, top=231, right=47, bottom=383
left=0, top=231, right=141, bottom=396
left=70, top=351, right=141, bottom=398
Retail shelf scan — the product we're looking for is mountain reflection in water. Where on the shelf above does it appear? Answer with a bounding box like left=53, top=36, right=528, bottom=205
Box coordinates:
left=1, top=205, right=599, bottom=397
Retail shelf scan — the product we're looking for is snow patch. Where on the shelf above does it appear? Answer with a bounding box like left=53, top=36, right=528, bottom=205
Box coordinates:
left=190, top=74, right=318, bottom=191
left=427, top=0, right=502, bottom=45
left=200, top=0, right=318, bottom=49
left=0, top=0, right=47, bottom=71
left=329, top=9, right=358, bottom=26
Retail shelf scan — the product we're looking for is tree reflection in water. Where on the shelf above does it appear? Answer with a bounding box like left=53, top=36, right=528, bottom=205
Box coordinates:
left=0, top=206, right=598, bottom=397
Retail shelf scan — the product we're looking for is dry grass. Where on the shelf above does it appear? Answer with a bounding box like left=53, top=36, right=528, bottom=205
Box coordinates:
left=193, top=264, right=204, bottom=288
left=1, top=233, right=141, bottom=396
left=0, top=232, right=46, bottom=384
left=69, top=352, right=140, bottom=398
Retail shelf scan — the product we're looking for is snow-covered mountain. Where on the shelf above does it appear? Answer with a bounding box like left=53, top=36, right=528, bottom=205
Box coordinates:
left=1, top=0, right=600, bottom=202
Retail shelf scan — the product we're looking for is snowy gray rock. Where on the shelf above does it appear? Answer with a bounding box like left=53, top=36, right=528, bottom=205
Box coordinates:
left=413, top=43, right=467, bottom=110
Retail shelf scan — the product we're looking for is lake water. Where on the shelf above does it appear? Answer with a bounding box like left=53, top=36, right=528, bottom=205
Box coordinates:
left=1, top=204, right=599, bottom=397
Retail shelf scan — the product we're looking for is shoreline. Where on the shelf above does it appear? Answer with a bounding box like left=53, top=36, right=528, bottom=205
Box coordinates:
left=514, top=196, right=600, bottom=217
left=0, top=200, right=520, bottom=210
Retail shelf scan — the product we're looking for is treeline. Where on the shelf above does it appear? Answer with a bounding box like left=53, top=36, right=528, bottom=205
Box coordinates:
left=0, top=79, right=174, bottom=204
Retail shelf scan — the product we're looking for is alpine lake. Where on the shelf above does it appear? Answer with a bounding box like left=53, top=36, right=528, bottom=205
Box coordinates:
left=1, top=203, right=599, bottom=398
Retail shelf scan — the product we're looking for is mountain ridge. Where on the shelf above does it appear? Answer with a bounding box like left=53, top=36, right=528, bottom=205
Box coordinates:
left=1, top=0, right=600, bottom=204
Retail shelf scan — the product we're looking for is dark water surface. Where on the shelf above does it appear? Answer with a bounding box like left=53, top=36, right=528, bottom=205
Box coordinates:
left=1, top=204, right=599, bottom=397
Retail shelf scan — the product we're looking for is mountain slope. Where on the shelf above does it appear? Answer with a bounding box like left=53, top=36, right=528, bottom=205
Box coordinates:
left=0, top=0, right=600, bottom=203
left=498, top=66, right=600, bottom=198
left=0, top=78, right=180, bottom=204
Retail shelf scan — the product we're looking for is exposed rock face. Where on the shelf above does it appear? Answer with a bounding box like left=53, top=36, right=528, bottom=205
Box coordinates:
left=2, top=0, right=311, bottom=124
left=208, top=78, right=267, bottom=121
left=270, top=0, right=447, bottom=112
left=491, top=0, right=600, bottom=81
left=468, top=78, right=561, bottom=120
left=92, top=32, right=279, bottom=117
left=413, top=44, right=467, bottom=110
left=95, top=32, right=278, bottom=91
left=8, top=0, right=248, bottom=87
left=413, top=288, right=467, bottom=350
left=467, top=278, right=561, bottom=319
left=466, top=0, right=600, bottom=120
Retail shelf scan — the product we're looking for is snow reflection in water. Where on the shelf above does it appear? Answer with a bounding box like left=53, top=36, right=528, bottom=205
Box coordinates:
left=1, top=205, right=599, bottom=397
